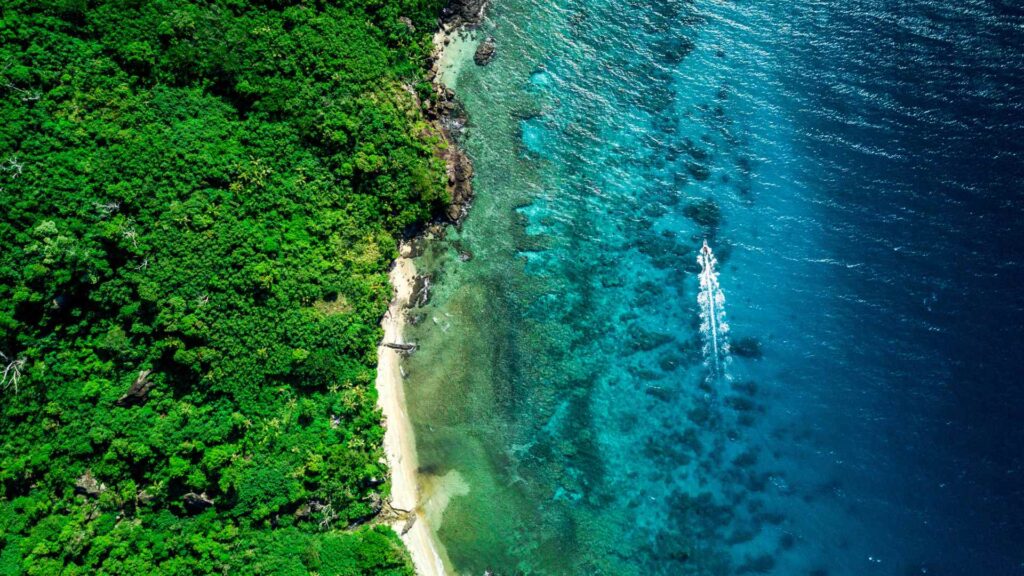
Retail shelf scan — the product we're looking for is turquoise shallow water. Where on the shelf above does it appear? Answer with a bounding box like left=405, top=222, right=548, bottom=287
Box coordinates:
left=405, top=1, right=1024, bottom=574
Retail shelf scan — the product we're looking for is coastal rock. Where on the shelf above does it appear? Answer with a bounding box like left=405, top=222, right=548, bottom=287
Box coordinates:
left=474, top=37, right=496, bottom=66
left=445, top=146, right=475, bottom=222
left=433, top=86, right=466, bottom=123
left=425, top=11, right=477, bottom=228
left=453, top=147, right=474, bottom=185
left=399, top=237, right=428, bottom=258
left=441, top=0, right=488, bottom=27
left=411, top=275, right=432, bottom=307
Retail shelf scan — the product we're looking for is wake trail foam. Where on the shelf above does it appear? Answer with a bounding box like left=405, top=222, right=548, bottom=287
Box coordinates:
left=697, top=240, right=730, bottom=379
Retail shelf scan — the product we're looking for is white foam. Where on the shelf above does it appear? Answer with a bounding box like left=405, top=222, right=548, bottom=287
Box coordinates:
left=697, top=240, right=731, bottom=379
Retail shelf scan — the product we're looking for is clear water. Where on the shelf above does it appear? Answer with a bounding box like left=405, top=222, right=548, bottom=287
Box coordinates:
left=404, top=1, right=1024, bottom=574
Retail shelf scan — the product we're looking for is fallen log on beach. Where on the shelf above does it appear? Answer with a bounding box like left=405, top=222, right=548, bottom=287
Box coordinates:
left=383, top=342, right=418, bottom=352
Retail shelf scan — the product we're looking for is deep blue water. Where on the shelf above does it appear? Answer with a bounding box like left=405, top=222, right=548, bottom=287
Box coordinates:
left=407, top=0, right=1024, bottom=574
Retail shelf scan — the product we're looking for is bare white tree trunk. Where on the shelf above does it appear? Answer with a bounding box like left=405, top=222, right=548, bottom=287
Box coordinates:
left=0, top=352, right=26, bottom=393
left=1, top=156, right=24, bottom=177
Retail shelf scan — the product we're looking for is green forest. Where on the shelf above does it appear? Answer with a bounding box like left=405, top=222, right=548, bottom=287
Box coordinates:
left=0, top=0, right=448, bottom=573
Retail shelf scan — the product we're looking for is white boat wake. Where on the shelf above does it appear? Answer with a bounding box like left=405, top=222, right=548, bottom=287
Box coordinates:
left=697, top=239, right=730, bottom=379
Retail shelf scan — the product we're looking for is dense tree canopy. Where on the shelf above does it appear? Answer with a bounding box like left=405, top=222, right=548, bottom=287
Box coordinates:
left=0, top=1, right=447, bottom=573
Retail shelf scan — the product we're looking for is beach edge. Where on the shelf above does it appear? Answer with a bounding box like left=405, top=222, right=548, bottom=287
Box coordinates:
left=376, top=256, right=451, bottom=576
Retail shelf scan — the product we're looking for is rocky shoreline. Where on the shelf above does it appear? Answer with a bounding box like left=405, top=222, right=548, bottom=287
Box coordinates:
left=375, top=2, right=490, bottom=575
left=423, top=0, right=490, bottom=230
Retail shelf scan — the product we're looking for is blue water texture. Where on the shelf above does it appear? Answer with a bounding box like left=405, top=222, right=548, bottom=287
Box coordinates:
left=431, top=0, right=1024, bottom=573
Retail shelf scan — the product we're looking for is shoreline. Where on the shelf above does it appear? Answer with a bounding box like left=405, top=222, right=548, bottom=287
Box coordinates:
left=375, top=255, right=451, bottom=576
left=376, top=5, right=486, bottom=574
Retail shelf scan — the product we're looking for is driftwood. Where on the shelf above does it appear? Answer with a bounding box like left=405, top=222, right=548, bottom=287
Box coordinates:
left=376, top=498, right=415, bottom=534
left=382, top=342, right=417, bottom=353
left=401, top=513, right=417, bottom=535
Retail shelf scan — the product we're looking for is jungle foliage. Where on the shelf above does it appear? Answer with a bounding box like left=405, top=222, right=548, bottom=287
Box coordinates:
left=0, top=0, right=448, bottom=573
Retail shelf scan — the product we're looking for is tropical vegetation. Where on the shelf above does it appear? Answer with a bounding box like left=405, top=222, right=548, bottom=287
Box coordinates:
left=0, top=0, right=448, bottom=573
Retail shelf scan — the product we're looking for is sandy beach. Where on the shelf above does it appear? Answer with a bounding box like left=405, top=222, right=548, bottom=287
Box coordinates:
left=376, top=255, right=451, bottom=576
left=374, top=21, right=480, bottom=576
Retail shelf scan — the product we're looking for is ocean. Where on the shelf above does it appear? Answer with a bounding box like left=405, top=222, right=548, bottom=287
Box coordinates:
left=403, top=0, right=1024, bottom=574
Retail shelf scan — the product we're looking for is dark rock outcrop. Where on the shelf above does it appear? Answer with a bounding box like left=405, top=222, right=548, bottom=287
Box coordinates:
left=445, top=146, right=475, bottom=221
left=474, top=37, right=496, bottom=66
left=441, top=0, right=488, bottom=27
left=421, top=1, right=488, bottom=229
left=420, top=80, right=475, bottom=225
left=411, top=275, right=432, bottom=307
